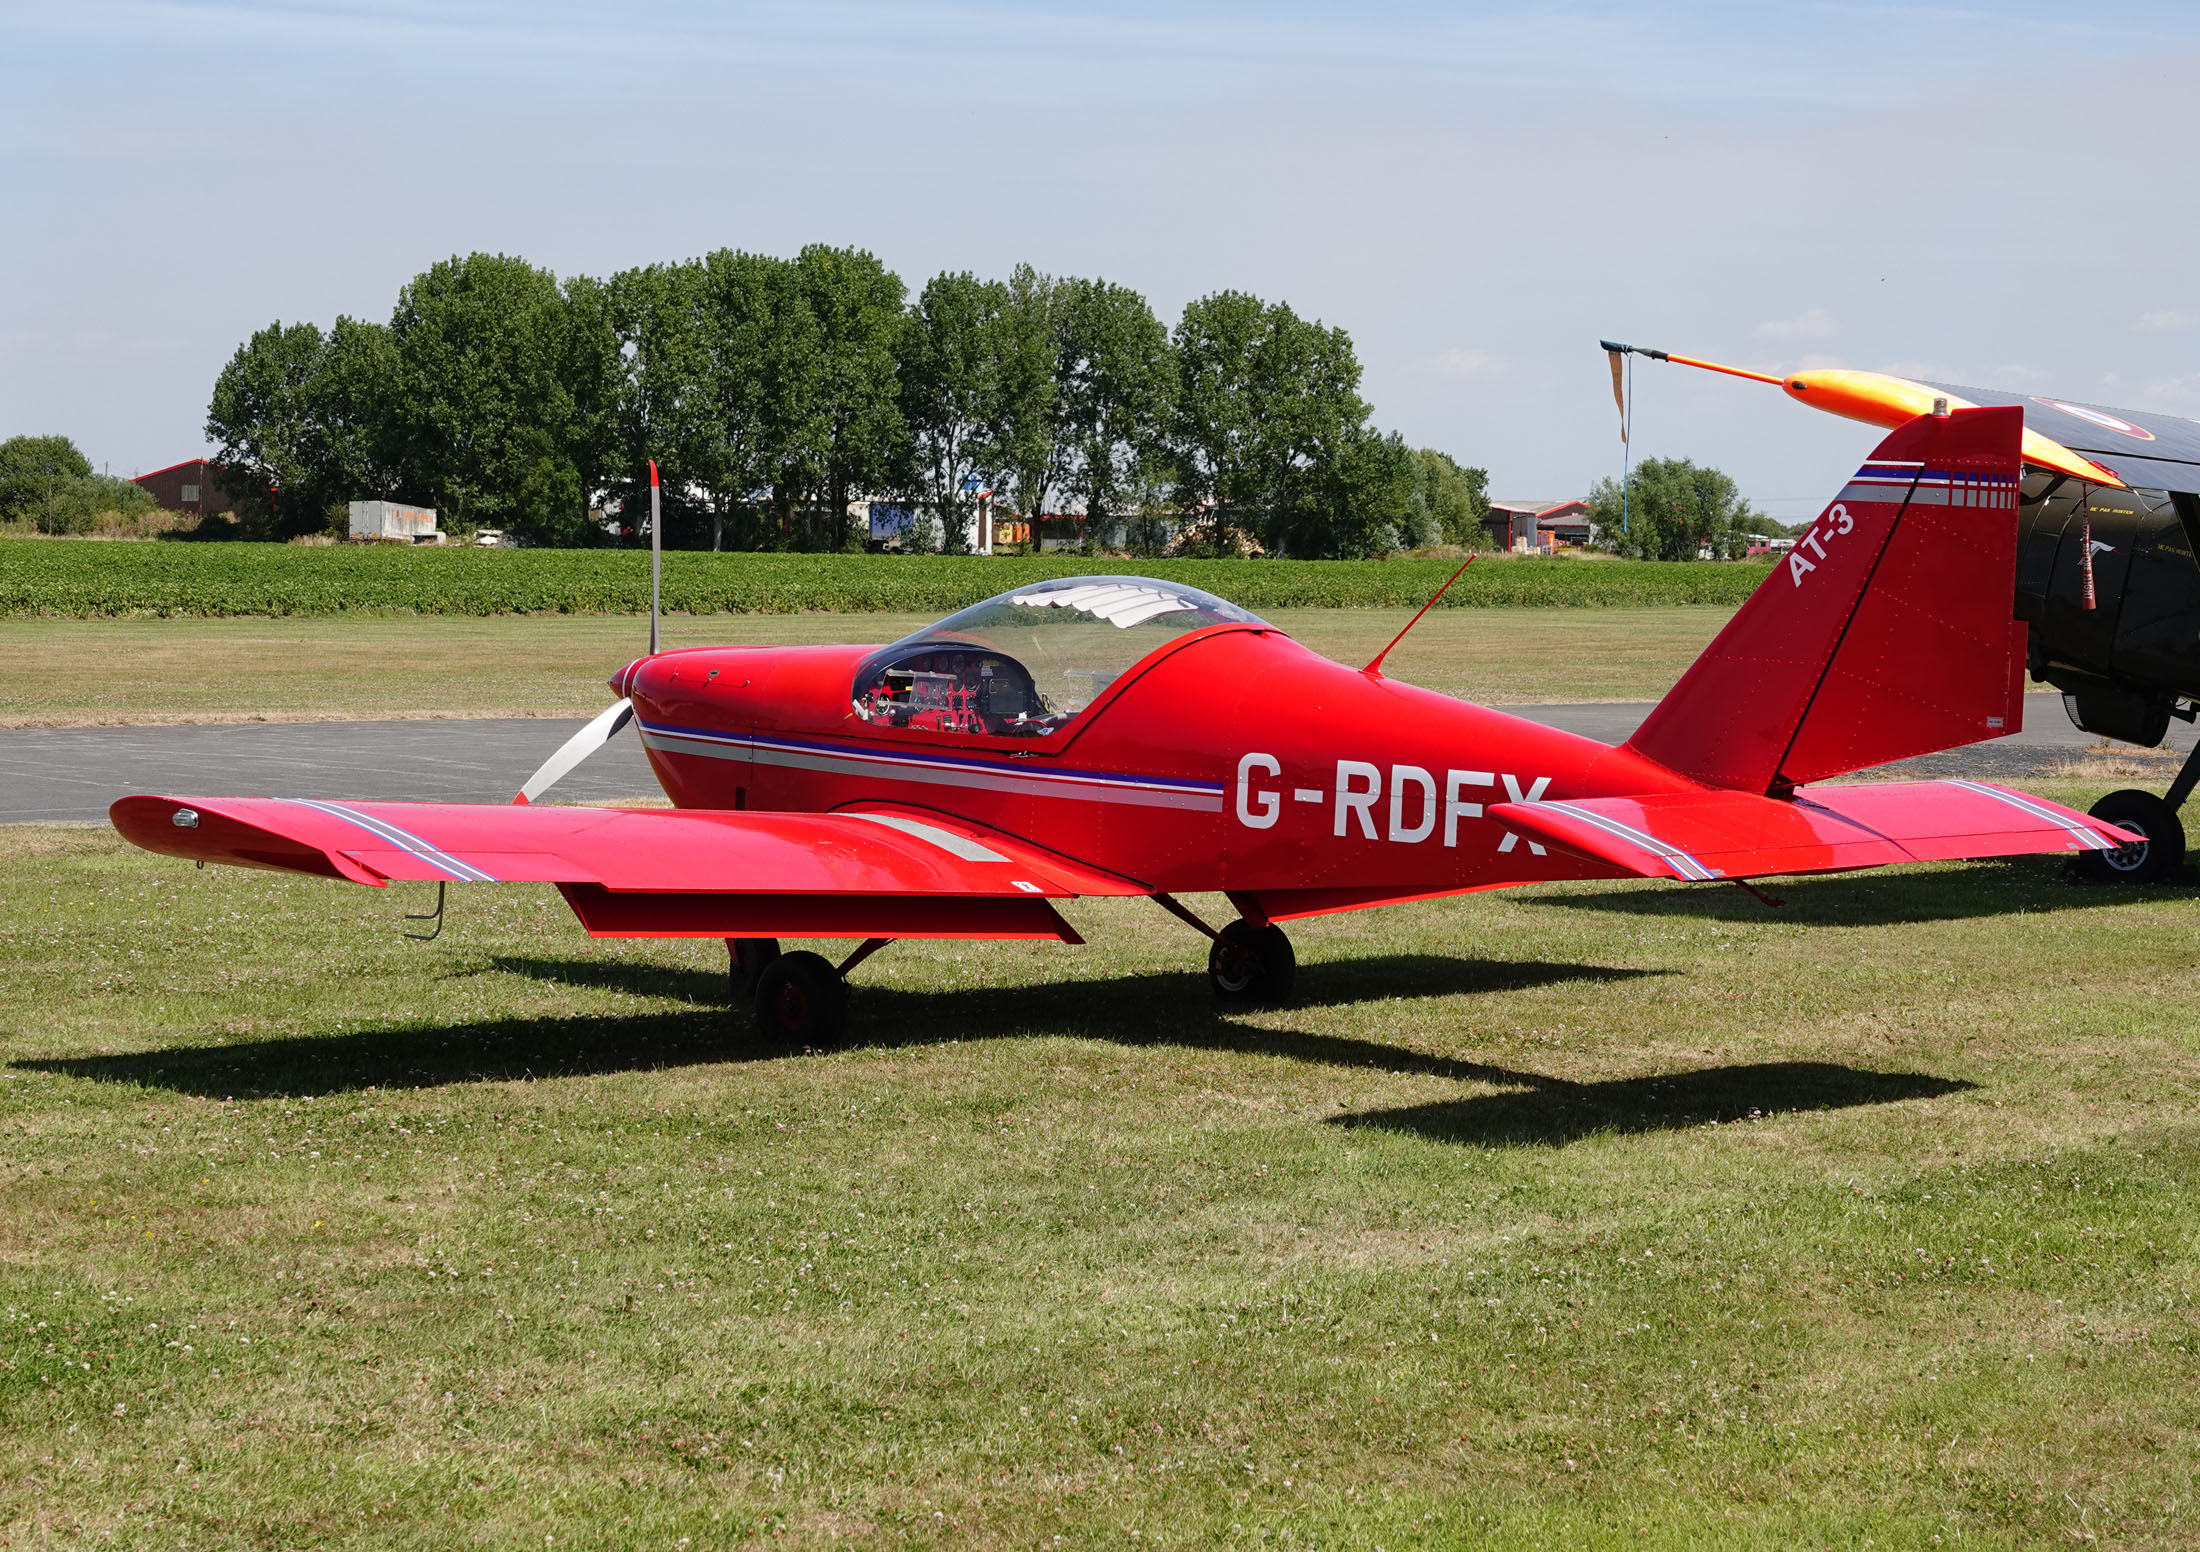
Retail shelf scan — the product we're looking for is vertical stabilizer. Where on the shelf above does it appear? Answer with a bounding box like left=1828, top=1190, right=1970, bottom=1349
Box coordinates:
left=1625, top=406, right=2027, bottom=792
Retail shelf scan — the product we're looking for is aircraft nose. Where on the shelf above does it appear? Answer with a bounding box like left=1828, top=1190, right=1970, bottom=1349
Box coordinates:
left=609, top=657, right=649, bottom=697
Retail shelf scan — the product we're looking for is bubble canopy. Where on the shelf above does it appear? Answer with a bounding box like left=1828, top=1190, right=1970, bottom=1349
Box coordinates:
left=850, top=576, right=1267, bottom=739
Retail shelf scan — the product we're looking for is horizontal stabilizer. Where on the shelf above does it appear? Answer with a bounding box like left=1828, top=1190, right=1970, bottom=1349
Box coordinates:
left=1488, top=781, right=2133, bottom=882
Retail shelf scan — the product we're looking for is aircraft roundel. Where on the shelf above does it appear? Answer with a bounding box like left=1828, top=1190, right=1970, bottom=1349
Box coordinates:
left=2032, top=397, right=2156, bottom=440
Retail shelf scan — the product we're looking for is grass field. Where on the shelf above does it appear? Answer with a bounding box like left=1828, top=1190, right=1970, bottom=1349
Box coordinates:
left=0, top=540, right=1775, bottom=619
left=3, top=799, right=2196, bottom=1548
left=0, top=608, right=1736, bottom=726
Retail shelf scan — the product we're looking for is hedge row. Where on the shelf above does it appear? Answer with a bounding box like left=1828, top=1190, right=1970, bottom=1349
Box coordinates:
left=0, top=541, right=1774, bottom=618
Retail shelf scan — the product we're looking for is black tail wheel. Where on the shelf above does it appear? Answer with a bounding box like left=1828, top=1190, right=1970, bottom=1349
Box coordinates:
left=728, top=937, right=783, bottom=1000
left=2078, top=789, right=2186, bottom=886
left=1207, top=919, right=1296, bottom=1005
left=752, top=950, right=848, bottom=1045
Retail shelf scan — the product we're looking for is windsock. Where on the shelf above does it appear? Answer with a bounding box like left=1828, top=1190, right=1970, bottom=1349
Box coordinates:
left=1604, top=345, right=2125, bottom=488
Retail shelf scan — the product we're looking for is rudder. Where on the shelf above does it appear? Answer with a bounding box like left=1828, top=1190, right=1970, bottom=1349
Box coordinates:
left=1625, top=405, right=2027, bottom=792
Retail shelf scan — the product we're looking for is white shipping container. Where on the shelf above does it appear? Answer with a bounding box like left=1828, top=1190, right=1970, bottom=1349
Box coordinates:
left=348, top=500, right=439, bottom=541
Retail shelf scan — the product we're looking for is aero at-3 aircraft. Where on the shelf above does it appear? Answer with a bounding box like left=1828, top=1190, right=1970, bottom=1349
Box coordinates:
left=116, top=406, right=2131, bottom=1044
left=1608, top=341, right=2200, bottom=883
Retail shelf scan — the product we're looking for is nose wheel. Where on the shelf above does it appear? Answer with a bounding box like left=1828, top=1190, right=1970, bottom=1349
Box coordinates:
left=1207, top=919, right=1296, bottom=1005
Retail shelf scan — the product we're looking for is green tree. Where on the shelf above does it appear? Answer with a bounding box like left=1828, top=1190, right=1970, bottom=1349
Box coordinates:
left=387, top=253, right=588, bottom=542
left=1587, top=456, right=1761, bottom=560
left=789, top=244, right=905, bottom=552
left=991, top=264, right=1060, bottom=535
left=1731, top=510, right=1795, bottom=540
left=0, top=434, right=93, bottom=528
left=1275, top=428, right=1418, bottom=559
left=204, top=319, right=401, bottom=536
left=204, top=321, right=329, bottom=532
left=584, top=256, right=819, bottom=553
left=898, top=269, right=1007, bottom=553
left=1052, top=277, right=1172, bottom=544
left=698, top=250, right=826, bottom=550
left=1409, top=448, right=1490, bottom=549
left=1171, top=291, right=1378, bottom=555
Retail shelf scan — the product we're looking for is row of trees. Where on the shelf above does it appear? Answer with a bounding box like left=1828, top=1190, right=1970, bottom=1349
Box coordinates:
left=0, top=435, right=161, bottom=535
left=206, top=248, right=1492, bottom=557
left=1585, top=457, right=1783, bottom=561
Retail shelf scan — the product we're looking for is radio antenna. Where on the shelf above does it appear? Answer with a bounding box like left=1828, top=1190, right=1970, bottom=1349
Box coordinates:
left=1364, top=555, right=1475, bottom=677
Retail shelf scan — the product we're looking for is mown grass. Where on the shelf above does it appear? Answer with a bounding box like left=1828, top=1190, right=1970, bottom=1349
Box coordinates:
left=2, top=799, right=2195, bottom=1548
left=0, top=540, right=1775, bottom=619
left=0, top=608, right=1737, bottom=726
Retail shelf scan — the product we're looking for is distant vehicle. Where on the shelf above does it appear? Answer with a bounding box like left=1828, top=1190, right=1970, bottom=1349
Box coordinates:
left=473, top=530, right=513, bottom=548
left=349, top=500, right=438, bottom=542
left=115, top=406, right=2129, bottom=1044
left=1613, top=341, right=2200, bottom=882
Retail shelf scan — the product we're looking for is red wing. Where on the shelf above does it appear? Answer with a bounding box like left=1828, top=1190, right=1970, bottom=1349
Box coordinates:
left=110, top=795, right=1143, bottom=942
left=1488, top=780, right=2133, bottom=882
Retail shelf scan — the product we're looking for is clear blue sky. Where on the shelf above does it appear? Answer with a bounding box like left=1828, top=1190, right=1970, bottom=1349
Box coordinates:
left=5, top=1, right=2197, bottom=516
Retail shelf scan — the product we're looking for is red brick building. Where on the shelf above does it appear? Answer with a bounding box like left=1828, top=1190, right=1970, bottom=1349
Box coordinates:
left=133, top=458, right=256, bottom=518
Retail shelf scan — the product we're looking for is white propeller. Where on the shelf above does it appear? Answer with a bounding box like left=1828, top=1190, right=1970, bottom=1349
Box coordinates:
left=513, top=698, right=636, bottom=805
left=514, top=458, right=662, bottom=806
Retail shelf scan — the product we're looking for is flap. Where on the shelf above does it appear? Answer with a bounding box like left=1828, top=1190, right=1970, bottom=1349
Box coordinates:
left=111, top=794, right=1146, bottom=899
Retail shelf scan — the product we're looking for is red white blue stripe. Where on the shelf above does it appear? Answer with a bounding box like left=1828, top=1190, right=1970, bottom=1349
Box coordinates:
left=639, top=720, right=1226, bottom=812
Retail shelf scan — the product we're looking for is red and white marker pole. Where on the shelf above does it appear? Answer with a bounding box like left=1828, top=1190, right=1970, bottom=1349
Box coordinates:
left=2080, top=510, right=2097, bottom=612
left=648, top=459, right=662, bottom=653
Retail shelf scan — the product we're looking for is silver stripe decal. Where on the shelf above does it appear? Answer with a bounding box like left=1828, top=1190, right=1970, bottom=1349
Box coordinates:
left=849, top=813, right=1010, bottom=862
left=642, top=729, right=1226, bottom=813
left=1535, top=800, right=1718, bottom=882
left=286, top=800, right=498, bottom=883
left=1945, top=779, right=2108, bottom=849
left=644, top=723, right=1216, bottom=793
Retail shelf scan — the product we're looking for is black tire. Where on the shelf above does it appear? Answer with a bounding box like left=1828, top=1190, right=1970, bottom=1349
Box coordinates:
left=1207, top=919, right=1296, bottom=1005
left=2078, top=789, right=2186, bottom=885
left=752, top=950, right=847, bottom=1045
left=728, top=937, right=783, bottom=1000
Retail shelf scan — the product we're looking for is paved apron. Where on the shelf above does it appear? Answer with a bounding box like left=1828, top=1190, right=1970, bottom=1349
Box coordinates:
left=0, top=692, right=2182, bottom=824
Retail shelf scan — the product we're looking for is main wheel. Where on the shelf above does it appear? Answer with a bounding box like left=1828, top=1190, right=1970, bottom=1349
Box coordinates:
left=752, top=950, right=848, bottom=1045
left=728, top=937, right=782, bottom=1000
left=2078, top=789, right=2185, bottom=885
left=1207, top=919, right=1296, bottom=1005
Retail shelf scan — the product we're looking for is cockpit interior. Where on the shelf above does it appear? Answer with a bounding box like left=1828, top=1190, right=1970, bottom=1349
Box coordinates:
left=850, top=577, right=1266, bottom=739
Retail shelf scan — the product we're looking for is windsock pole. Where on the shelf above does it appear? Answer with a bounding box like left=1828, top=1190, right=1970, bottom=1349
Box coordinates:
left=1622, top=350, right=1633, bottom=543
left=649, top=459, right=662, bottom=655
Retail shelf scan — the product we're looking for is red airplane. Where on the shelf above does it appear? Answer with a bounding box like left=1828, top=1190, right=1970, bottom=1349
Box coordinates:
left=115, top=406, right=2131, bottom=1044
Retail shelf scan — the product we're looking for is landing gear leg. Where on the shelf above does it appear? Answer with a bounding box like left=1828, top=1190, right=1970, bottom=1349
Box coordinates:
left=728, top=937, right=782, bottom=1001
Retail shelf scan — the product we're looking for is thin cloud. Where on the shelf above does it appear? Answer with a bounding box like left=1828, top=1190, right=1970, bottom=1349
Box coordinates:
left=1430, top=347, right=1501, bottom=378
left=1754, top=307, right=1837, bottom=341
left=2135, top=310, right=2194, bottom=332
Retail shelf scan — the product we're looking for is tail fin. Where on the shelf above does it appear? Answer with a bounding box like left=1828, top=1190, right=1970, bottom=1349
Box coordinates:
left=1626, top=405, right=2027, bottom=792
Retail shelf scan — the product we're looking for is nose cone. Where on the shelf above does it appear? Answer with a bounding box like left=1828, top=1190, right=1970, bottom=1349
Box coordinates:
left=609, top=657, right=649, bottom=698
left=1781, top=368, right=1941, bottom=429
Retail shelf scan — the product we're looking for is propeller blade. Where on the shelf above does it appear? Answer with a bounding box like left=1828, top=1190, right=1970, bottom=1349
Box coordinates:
left=514, top=698, right=636, bottom=805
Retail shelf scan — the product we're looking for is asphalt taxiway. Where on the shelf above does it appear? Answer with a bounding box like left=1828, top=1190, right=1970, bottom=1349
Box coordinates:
left=0, top=692, right=2182, bottom=824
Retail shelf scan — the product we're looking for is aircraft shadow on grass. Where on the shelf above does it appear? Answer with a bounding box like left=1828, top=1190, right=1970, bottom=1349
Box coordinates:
left=1332, top=1061, right=1973, bottom=1148
left=22, top=955, right=1979, bottom=1143
left=22, top=954, right=1665, bottom=1102
left=1530, top=858, right=2188, bottom=927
